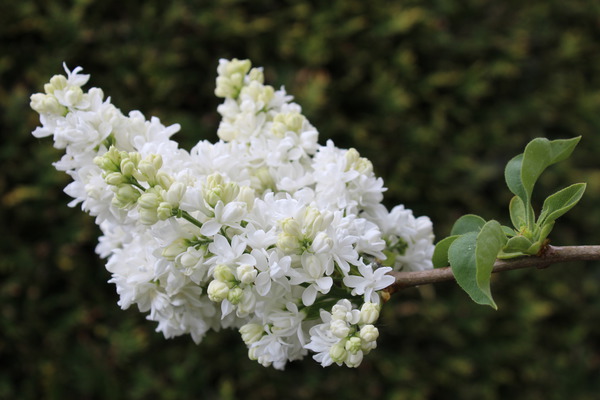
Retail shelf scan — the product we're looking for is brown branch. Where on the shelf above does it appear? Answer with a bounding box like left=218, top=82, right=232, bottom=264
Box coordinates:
left=382, top=245, right=600, bottom=298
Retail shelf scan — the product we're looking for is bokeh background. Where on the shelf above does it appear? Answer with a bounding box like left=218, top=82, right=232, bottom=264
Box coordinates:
left=2, top=0, right=600, bottom=398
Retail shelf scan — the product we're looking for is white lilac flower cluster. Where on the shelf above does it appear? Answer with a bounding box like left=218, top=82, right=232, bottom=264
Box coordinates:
left=30, top=59, right=434, bottom=369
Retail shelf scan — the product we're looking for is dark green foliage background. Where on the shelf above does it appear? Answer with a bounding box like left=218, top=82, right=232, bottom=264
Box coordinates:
left=2, top=1, right=600, bottom=398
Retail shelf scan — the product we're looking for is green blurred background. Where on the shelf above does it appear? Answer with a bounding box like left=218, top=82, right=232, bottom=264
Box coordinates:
left=2, top=0, right=600, bottom=398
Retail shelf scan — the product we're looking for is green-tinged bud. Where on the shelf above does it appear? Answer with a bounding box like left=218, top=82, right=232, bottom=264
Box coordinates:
left=30, top=93, right=66, bottom=115
left=161, top=238, right=190, bottom=261
left=139, top=208, right=158, bottom=225
left=330, top=319, right=351, bottom=339
left=270, top=121, right=287, bottom=138
left=94, top=147, right=122, bottom=172
left=157, top=202, right=174, bottom=220
left=345, top=336, right=362, bottom=354
left=359, top=303, right=381, bottom=325
left=248, top=347, right=258, bottom=361
left=280, top=217, right=302, bottom=237
left=120, top=158, right=137, bottom=177
left=276, top=232, right=300, bottom=253
left=178, top=249, right=201, bottom=268
left=237, top=264, right=257, bottom=284
left=345, top=148, right=373, bottom=174
left=359, top=325, right=379, bottom=343
left=240, top=81, right=274, bottom=105
left=203, top=174, right=239, bottom=207
left=213, top=264, right=235, bottom=282
left=112, top=184, right=141, bottom=208
left=237, top=186, right=255, bottom=210
left=215, top=58, right=251, bottom=98
left=138, top=192, right=161, bottom=210
left=207, top=280, right=229, bottom=302
left=253, top=167, right=275, bottom=191
left=303, top=207, right=324, bottom=238
left=345, top=350, right=363, bottom=368
left=227, top=287, right=244, bottom=305
left=104, top=172, right=126, bottom=186
left=46, top=75, right=68, bottom=94
left=166, top=182, right=186, bottom=207
left=138, top=159, right=157, bottom=183
left=63, top=86, right=83, bottom=106
left=239, top=323, right=264, bottom=345
left=248, top=67, right=264, bottom=84
left=156, top=171, right=173, bottom=190
left=329, top=341, right=348, bottom=364
left=345, top=148, right=360, bottom=171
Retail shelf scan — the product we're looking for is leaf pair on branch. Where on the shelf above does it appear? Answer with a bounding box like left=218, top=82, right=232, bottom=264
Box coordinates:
left=432, top=137, right=586, bottom=308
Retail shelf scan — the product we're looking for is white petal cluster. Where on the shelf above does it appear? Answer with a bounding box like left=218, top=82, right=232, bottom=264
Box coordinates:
left=30, top=59, right=435, bottom=369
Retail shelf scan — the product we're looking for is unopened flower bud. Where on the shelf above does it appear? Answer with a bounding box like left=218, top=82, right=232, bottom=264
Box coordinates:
left=113, top=184, right=140, bottom=208
left=161, top=238, right=189, bottom=261
left=138, top=192, right=160, bottom=210
left=213, top=264, right=235, bottom=282
left=237, top=186, right=255, bottom=210
left=329, top=341, right=348, bottom=364
left=345, top=350, right=363, bottom=368
left=105, top=171, right=126, bottom=185
left=248, top=67, right=264, bottom=83
left=276, top=232, right=299, bottom=253
left=47, top=75, right=68, bottom=93
left=280, top=218, right=301, bottom=237
left=227, top=287, right=243, bottom=305
left=359, top=324, right=379, bottom=343
left=156, top=171, right=173, bottom=190
left=138, top=207, right=158, bottom=225
left=345, top=336, right=362, bottom=354
left=359, top=302, right=380, bottom=325
left=330, top=319, right=350, bottom=339
left=157, top=202, right=174, bottom=220
left=239, top=323, right=264, bottom=345
left=207, top=280, right=229, bottom=302
left=166, top=182, right=186, bottom=207
left=120, top=158, right=137, bottom=177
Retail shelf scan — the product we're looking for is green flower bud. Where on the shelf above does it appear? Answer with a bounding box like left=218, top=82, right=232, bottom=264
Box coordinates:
left=359, top=303, right=380, bottom=325
left=329, top=341, right=348, bottom=364
left=157, top=202, right=174, bottom=220
left=359, top=325, right=379, bottom=343
left=239, top=323, right=264, bottom=345
left=161, top=238, right=190, bottom=261
left=207, top=280, right=229, bottom=302
left=104, top=172, right=126, bottom=186
left=227, top=287, right=244, bottom=305
left=113, top=184, right=140, bottom=208
left=213, top=264, right=235, bottom=282
left=345, top=336, right=362, bottom=354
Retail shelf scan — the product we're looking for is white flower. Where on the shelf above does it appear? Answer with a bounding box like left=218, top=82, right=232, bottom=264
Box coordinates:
left=343, top=261, right=395, bottom=304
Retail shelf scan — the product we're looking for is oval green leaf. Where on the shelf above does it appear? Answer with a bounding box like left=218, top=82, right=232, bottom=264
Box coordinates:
left=450, top=214, right=486, bottom=236
left=432, top=235, right=460, bottom=268
left=538, top=183, right=586, bottom=226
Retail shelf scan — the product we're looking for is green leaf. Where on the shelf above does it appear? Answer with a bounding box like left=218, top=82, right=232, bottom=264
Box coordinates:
left=505, top=153, right=526, bottom=202
left=448, top=221, right=506, bottom=309
left=432, top=235, right=460, bottom=268
left=502, top=225, right=516, bottom=237
left=509, top=196, right=526, bottom=229
left=448, top=232, right=484, bottom=305
left=475, top=220, right=507, bottom=309
left=521, top=137, right=581, bottom=204
left=538, top=183, right=586, bottom=226
left=502, top=235, right=533, bottom=254
left=450, top=214, right=486, bottom=236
